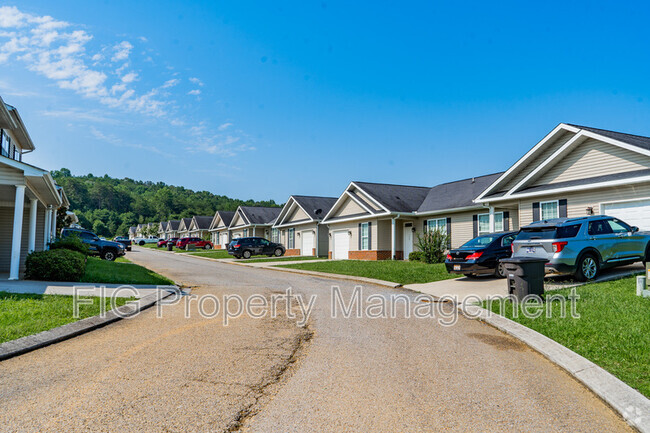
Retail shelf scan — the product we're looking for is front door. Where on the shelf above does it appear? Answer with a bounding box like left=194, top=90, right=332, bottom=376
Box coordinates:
left=403, top=223, right=414, bottom=259
left=302, top=231, right=315, bottom=256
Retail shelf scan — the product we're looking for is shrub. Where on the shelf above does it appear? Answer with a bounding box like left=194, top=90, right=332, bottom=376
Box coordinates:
left=408, top=251, right=424, bottom=262
left=416, top=229, right=450, bottom=264
left=25, top=249, right=87, bottom=282
left=49, top=233, right=90, bottom=255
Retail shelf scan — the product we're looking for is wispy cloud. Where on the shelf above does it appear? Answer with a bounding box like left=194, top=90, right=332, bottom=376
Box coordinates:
left=189, top=77, right=203, bottom=86
left=111, top=40, right=132, bottom=62
left=188, top=89, right=201, bottom=95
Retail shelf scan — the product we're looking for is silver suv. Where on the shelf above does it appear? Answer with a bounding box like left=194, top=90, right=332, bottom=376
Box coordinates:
left=511, top=215, right=650, bottom=281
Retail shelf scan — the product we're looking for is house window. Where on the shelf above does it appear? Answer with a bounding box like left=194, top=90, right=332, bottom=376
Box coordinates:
left=478, top=212, right=504, bottom=235
left=0, top=130, right=8, bottom=158
left=271, top=228, right=279, bottom=243
left=243, top=229, right=248, bottom=237
left=427, top=218, right=447, bottom=234
left=360, top=222, right=370, bottom=250
left=541, top=200, right=559, bottom=220
left=288, top=228, right=295, bottom=248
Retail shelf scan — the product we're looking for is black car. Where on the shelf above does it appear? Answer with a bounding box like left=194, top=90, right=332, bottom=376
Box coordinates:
left=61, top=228, right=126, bottom=261
left=445, top=231, right=517, bottom=278
left=113, top=236, right=132, bottom=251
left=227, top=237, right=285, bottom=259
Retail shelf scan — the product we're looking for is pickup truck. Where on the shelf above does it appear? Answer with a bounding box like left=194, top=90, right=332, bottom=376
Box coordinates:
left=133, top=236, right=160, bottom=246
left=61, top=228, right=126, bottom=261
left=113, top=236, right=132, bottom=251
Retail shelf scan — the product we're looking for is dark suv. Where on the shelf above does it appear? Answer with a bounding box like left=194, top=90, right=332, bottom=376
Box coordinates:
left=227, top=237, right=285, bottom=259
left=61, top=228, right=126, bottom=261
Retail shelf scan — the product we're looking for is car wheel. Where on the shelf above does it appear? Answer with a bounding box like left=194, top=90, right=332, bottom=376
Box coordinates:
left=102, top=250, right=116, bottom=261
left=242, top=250, right=252, bottom=259
left=575, top=253, right=599, bottom=282
left=494, top=261, right=507, bottom=278
left=139, top=241, right=145, bottom=246
left=204, top=244, right=212, bottom=250
left=274, top=248, right=283, bottom=257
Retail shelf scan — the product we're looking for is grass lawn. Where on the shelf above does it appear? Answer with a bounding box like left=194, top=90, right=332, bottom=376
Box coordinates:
left=0, top=291, right=131, bottom=344
left=81, top=257, right=174, bottom=285
left=139, top=243, right=159, bottom=249
left=186, top=249, right=232, bottom=259
left=279, top=260, right=458, bottom=285
left=245, top=256, right=324, bottom=263
left=483, top=276, right=650, bottom=398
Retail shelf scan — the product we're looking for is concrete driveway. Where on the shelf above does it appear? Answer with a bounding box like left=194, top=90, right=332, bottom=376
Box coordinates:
left=0, top=248, right=633, bottom=432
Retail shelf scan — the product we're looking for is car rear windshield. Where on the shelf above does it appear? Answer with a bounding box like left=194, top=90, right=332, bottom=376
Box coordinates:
left=461, top=235, right=501, bottom=248
left=516, top=224, right=581, bottom=240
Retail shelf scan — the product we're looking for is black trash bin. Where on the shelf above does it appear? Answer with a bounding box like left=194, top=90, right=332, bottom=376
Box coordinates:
left=167, top=242, right=174, bottom=251
left=501, top=257, right=546, bottom=300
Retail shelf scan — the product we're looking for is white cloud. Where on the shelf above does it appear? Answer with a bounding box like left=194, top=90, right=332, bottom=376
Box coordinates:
left=188, top=89, right=201, bottom=95
left=121, top=71, right=138, bottom=83
left=189, top=77, right=203, bottom=86
left=111, top=40, right=132, bottom=62
left=218, top=122, right=232, bottom=131
left=162, top=78, right=179, bottom=88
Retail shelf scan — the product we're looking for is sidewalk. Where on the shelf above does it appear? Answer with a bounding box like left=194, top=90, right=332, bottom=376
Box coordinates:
left=0, top=277, right=176, bottom=298
left=405, top=276, right=507, bottom=302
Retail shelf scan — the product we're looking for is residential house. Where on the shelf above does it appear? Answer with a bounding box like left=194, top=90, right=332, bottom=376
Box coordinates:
left=158, top=221, right=167, bottom=239
left=208, top=211, right=235, bottom=248
left=135, top=223, right=145, bottom=238
left=475, top=123, right=650, bottom=230
left=128, top=226, right=137, bottom=240
left=273, top=195, right=337, bottom=256
left=165, top=220, right=180, bottom=239
left=0, top=96, right=69, bottom=279
left=228, top=206, right=282, bottom=239
left=188, top=215, right=212, bottom=239
left=177, top=217, right=192, bottom=238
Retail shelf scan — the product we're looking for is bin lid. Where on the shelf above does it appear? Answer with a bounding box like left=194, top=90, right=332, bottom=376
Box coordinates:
left=502, top=257, right=548, bottom=264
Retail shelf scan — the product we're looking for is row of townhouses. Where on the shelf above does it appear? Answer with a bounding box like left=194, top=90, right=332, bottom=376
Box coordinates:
left=0, top=97, right=69, bottom=279
left=150, top=123, right=650, bottom=260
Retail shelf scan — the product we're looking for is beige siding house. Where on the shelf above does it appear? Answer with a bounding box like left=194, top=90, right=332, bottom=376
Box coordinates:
left=177, top=217, right=192, bottom=238
left=475, top=123, right=650, bottom=230
left=273, top=195, right=337, bottom=257
left=208, top=211, right=235, bottom=248
left=188, top=215, right=212, bottom=239
left=165, top=220, right=180, bottom=239
left=0, top=96, right=69, bottom=279
left=228, top=206, right=281, bottom=239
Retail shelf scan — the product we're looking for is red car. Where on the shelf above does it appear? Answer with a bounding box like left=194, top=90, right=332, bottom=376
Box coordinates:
left=176, top=237, right=213, bottom=250
left=158, top=237, right=179, bottom=248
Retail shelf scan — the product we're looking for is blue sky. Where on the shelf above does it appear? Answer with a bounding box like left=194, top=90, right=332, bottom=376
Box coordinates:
left=1, top=1, right=650, bottom=202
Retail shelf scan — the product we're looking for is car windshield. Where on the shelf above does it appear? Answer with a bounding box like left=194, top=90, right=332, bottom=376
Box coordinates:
left=461, top=235, right=500, bottom=248
left=517, top=224, right=581, bottom=240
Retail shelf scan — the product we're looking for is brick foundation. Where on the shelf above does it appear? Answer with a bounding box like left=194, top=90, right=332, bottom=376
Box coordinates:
left=348, top=250, right=404, bottom=261
left=285, top=249, right=301, bottom=256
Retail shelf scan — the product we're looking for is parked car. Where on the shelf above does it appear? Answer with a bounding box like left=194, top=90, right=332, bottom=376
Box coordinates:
left=158, top=237, right=179, bottom=248
left=176, top=237, right=213, bottom=250
left=133, top=236, right=160, bottom=246
left=511, top=215, right=650, bottom=281
left=113, top=236, right=132, bottom=251
left=227, top=237, right=285, bottom=259
left=62, top=228, right=126, bottom=261
left=445, top=231, right=518, bottom=278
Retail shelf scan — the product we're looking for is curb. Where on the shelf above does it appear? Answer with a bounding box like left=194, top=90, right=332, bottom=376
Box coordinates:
left=0, top=288, right=176, bottom=361
left=460, top=303, right=650, bottom=433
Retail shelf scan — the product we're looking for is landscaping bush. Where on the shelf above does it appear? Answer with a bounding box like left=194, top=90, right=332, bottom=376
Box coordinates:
left=25, top=249, right=87, bottom=282
left=408, top=251, right=424, bottom=262
left=415, top=229, right=450, bottom=264
left=49, top=233, right=90, bottom=256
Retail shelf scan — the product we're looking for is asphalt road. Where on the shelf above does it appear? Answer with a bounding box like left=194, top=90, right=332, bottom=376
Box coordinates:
left=0, top=248, right=633, bottom=432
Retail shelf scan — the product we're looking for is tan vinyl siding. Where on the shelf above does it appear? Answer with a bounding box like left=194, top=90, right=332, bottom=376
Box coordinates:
left=533, top=138, right=650, bottom=185
left=335, top=197, right=368, bottom=217
left=0, top=165, right=24, bottom=184
left=500, top=131, right=575, bottom=192
left=229, top=212, right=246, bottom=228
left=286, top=205, right=309, bottom=223
left=0, top=202, right=45, bottom=273
left=327, top=219, right=379, bottom=253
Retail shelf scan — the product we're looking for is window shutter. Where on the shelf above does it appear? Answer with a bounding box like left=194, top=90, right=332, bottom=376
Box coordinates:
left=358, top=223, right=362, bottom=250
left=503, top=211, right=510, bottom=231
left=472, top=215, right=478, bottom=238
left=368, top=222, right=372, bottom=250
left=423, top=220, right=428, bottom=233
left=446, top=217, right=452, bottom=249
left=559, top=199, right=568, bottom=218
left=532, top=202, right=540, bottom=222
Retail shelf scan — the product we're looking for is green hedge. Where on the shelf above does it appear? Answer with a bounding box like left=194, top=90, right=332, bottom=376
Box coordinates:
left=408, top=251, right=424, bottom=262
left=49, top=233, right=90, bottom=255
left=25, top=249, right=87, bottom=282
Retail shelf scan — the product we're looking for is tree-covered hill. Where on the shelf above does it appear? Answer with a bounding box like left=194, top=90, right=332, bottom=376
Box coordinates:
left=52, top=168, right=280, bottom=237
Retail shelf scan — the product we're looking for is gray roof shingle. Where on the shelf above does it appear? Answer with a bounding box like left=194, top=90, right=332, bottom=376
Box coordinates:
left=292, top=195, right=338, bottom=220
left=192, top=216, right=213, bottom=230
left=352, top=181, right=431, bottom=212
left=214, top=211, right=235, bottom=227
left=568, top=124, right=650, bottom=152
left=167, top=220, right=180, bottom=230
left=417, top=172, right=504, bottom=213
left=240, top=206, right=282, bottom=225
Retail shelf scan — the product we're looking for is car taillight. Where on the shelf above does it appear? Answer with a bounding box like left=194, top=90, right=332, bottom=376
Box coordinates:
left=233, top=244, right=241, bottom=248
left=446, top=254, right=452, bottom=261
left=465, top=251, right=483, bottom=260
left=552, top=241, right=568, bottom=253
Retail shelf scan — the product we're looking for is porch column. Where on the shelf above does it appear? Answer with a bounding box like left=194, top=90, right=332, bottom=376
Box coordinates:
left=27, top=199, right=38, bottom=253
left=9, top=185, right=26, bottom=280
left=391, top=218, right=396, bottom=260
left=51, top=207, right=57, bottom=240
left=489, top=206, right=495, bottom=233
left=44, top=206, right=52, bottom=248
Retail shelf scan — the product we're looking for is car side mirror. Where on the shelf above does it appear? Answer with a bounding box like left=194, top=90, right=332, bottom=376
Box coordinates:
left=631, top=226, right=639, bottom=233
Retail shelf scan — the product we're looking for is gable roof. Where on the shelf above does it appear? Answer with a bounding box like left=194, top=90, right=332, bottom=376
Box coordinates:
left=166, top=220, right=180, bottom=231
left=352, top=181, right=431, bottom=213
left=191, top=215, right=213, bottom=230
left=292, top=195, right=338, bottom=220
left=237, top=206, right=282, bottom=226
left=567, top=124, right=650, bottom=153
left=210, top=210, right=235, bottom=230
left=178, top=217, right=192, bottom=231
left=417, top=172, right=503, bottom=213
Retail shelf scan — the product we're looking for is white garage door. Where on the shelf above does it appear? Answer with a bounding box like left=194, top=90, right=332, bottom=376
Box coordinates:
left=221, top=233, right=229, bottom=248
left=602, top=199, right=650, bottom=230
left=301, top=231, right=315, bottom=256
left=333, top=231, right=349, bottom=260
